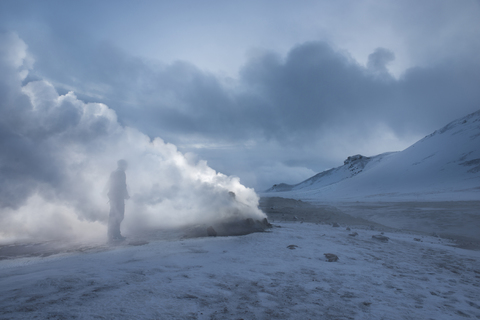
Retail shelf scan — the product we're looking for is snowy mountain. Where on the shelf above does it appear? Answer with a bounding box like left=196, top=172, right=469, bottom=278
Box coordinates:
left=265, top=152, right=397, bottom=193
left=264, top=110, right=480, bottom=201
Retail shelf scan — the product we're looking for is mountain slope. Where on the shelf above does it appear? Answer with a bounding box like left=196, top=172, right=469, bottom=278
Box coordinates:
left=265, top=153, right=397, bottom=192
left=264, top=110, right=480, bottom=201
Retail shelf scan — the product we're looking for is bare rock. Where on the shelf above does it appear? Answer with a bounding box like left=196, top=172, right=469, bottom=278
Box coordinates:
left=324, top=253, right=338, bottom=262
left=185, top=217, right=272, bottom=238
left=262, top=218, right=272, bottom=228
left=128, top=240, right=149, bottom=246
left=372, top=235, right=389, bottom=242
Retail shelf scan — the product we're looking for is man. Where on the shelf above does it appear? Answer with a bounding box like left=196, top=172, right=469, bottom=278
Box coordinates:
left=107, top=159, right=130, bottom=241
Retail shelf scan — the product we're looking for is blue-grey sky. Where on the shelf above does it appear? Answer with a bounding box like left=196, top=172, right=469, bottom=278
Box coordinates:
left=1, top=0, right=480, bottom=191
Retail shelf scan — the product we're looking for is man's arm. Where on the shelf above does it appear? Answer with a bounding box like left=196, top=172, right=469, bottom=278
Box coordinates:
left=122, top=171, right=130, bottom=200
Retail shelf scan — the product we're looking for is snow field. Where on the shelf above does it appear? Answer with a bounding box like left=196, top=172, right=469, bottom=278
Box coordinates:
left=1, top=222, right=479, bottom=319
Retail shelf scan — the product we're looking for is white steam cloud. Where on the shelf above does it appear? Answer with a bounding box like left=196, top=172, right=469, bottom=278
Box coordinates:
left=0, top=32, right=265, bottom=244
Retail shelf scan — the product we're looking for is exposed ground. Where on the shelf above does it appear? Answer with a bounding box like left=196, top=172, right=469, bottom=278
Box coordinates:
left=332, top=201, right=480, bottom=250
left=260, top=197, right=480, bottom=250
left=259, top=197, right=393, bottom=230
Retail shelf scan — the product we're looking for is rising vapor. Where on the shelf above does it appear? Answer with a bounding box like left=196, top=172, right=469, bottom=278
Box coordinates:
left=0, top=32, right=265, bottom=243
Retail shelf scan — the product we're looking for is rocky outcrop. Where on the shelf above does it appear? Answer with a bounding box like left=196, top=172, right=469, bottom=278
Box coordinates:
left=324, top=253, right=339, bottom=262
left=344, top=154, right=369, bottom=165
left=185, top=217, right=273, bottom=238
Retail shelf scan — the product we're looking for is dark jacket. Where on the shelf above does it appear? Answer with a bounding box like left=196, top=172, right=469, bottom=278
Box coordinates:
left=108, top=169, right=129, bottom=200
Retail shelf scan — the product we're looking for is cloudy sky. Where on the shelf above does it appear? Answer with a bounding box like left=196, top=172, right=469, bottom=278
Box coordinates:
left=1, top=0, right=480, bottom=191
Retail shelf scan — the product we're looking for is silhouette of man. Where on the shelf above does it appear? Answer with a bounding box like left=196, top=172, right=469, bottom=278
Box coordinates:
left=108, top=159, right=130, bottom=241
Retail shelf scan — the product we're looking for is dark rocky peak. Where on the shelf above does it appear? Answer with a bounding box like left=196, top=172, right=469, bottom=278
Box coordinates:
left=344, top=154, right=370, bottom=165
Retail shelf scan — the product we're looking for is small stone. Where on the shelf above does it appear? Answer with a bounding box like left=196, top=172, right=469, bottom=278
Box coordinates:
left=372, top=235, right=389, bottom=242
left=349, top=232, right=358, bottom=237
left=287, top=245, right=298, bottom=250
left=346, top=227, right=351, bottom=231
left=414, top=238, right=422, bottom=242
left=362, top=302, right=372, bottom=306
left=128, top=240, right=149, bottom=246
left=332, top=222, right=340, bottom=227
left=324, top=253, right=338, bottom=262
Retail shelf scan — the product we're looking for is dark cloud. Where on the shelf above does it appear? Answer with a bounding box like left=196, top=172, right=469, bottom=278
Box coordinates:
left=239, top=42, right=392, bottom=139
left=367, top=48, right=395, bottom=75
left=32, top=36, right=477, bottom=145
left=9, top=30, right=479, bottom=190
left=78, top=40, right=480, bottom=147
left=1, top=1, right=480, bottom=192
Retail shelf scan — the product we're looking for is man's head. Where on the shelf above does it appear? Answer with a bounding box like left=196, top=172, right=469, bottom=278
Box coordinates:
left=117, top=159, right=128, bottom=171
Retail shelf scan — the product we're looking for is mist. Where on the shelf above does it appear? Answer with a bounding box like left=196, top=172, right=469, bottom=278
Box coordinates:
left=0, top=32, right=265, bottom=244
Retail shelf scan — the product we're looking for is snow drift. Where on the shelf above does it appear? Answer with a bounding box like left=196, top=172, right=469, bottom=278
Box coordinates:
left=0, top=32, right=265, bottom=244
left=265, top=109, right=480, bottom=201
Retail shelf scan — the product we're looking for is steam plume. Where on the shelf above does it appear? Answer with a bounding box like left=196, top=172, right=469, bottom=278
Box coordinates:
left=0, top=32, right=265, bottom=243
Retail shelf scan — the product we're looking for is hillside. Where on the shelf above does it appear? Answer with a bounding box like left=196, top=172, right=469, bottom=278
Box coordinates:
left=264, top=110, right=480, bottom=201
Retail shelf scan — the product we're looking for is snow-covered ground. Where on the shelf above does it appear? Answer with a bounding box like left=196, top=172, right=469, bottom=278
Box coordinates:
left=1, top=221, right=479, bottom=319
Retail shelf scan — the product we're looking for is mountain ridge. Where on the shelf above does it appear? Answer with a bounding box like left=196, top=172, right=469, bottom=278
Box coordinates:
left=264, top=109, right=480, bottom=201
